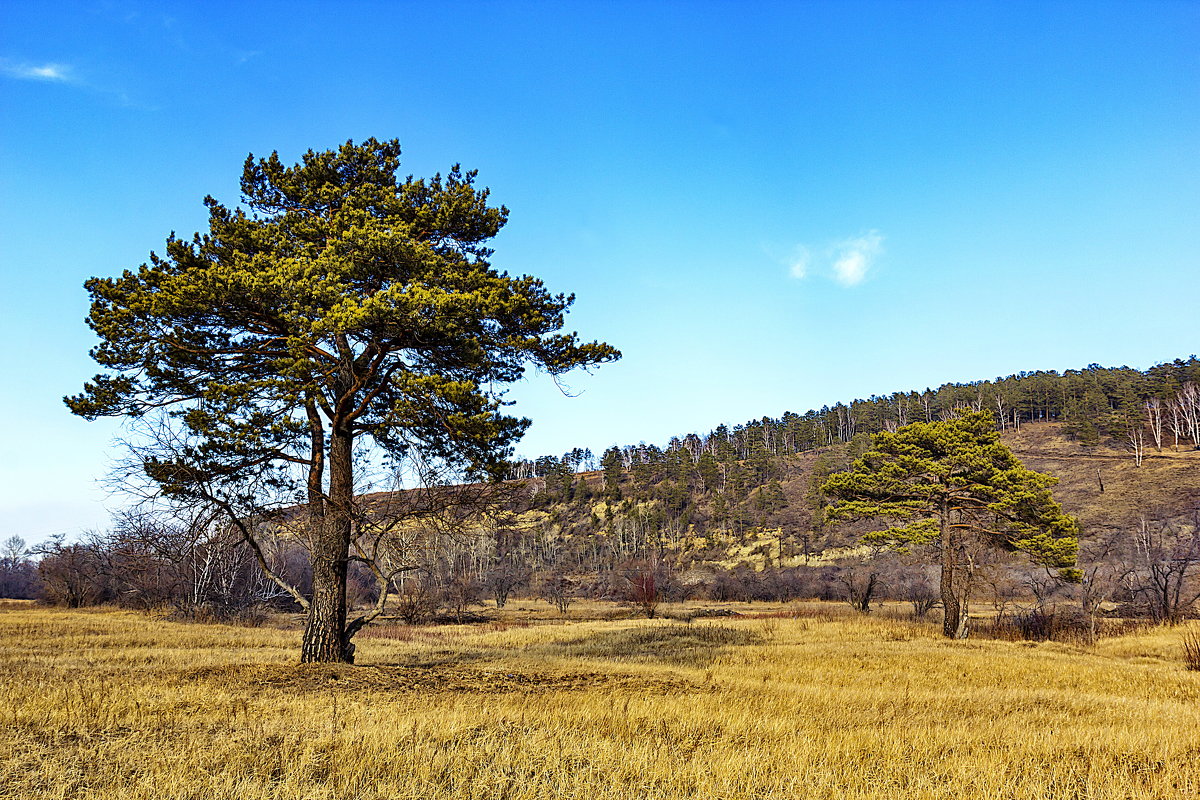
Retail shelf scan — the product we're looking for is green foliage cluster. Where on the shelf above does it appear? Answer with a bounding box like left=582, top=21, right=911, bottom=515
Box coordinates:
left=821, top=412, right=1080, bottom=577
left=69, top=139, right=618, bottom=495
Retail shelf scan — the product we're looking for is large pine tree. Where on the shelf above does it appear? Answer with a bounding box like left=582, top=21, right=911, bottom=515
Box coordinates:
left=67, top=139, right=618, bottom=662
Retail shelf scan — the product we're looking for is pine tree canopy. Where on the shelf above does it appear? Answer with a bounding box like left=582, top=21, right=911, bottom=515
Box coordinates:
left=821, top=411, right=1081, bottom=579
left=66, top=138, right=620, bottom=491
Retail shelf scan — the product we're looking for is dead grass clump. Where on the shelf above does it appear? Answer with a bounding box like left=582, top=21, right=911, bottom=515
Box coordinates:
left=165, top=602, right=271, bottom=627
left=355, top=621, right=419, bottom=642
left=981, top=610, right=1151, bottom=645
left=663, top=606, right=740, bottom=623
left=1184, top=626, right=1200, bottom=671
left=356, top=622, right=473, bottom=643
left=739, top=609, right=795, bottom=620
left=484, top=619, right=532, bottom=633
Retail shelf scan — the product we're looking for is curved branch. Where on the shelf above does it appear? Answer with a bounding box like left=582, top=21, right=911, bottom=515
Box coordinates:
left=207, top=496, right=310, bottom=611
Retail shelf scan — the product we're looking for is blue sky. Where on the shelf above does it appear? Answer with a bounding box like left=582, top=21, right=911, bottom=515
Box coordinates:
left=1, top=1, right=1197, bottom=543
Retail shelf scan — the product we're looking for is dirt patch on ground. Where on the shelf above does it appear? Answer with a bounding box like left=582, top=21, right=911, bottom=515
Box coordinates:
left=178, top=662, right=696, bottom=695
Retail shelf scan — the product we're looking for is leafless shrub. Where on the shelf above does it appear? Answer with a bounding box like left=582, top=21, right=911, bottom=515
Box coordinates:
left=33, top=535, right=114, bottom=607
left=440, top=573, right=483, bottom=623
left=1120, top=515, right=1200, bottom=624
left=538, top=571, right=577, bottom=614
left=987, top=606, right=1093, bottom=642
left=901, top=573, right=940, bottom=618
left=393, top=582, right=439, bottom=625
left=482, top=557, right=529, bottom=609
left=617, top=560, right=679, bottom=618
left=836, top=557, right=882, bottom=614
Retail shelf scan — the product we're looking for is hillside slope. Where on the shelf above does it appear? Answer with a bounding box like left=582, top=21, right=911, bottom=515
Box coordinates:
left=516, top=422, right=1199, bottom=573
left=1006, top=422, right=1200, bottom=534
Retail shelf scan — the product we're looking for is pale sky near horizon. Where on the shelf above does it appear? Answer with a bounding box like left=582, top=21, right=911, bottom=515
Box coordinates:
left=1, top=1, right=1197, bottom=545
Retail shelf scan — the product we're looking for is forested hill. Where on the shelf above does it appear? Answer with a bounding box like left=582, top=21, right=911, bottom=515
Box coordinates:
left=513, top=356, right=1200, bottom=480
left=502, top=357, right=1200, bottom=572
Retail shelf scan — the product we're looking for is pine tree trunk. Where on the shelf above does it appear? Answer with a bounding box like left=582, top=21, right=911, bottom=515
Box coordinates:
left=301, top=552, right=350, bottom=663
left=301, top=426, right=354, bottom=664
left=939, top=498, right=965, bottom=638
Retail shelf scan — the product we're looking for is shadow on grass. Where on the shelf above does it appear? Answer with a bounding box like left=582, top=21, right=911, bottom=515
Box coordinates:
left=179, top=657, right=697, bottom=695
left=541, top=623, right=764, bottom=668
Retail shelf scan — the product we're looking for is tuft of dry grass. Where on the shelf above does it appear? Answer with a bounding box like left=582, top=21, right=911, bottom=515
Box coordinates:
left=1184, top=625, right=1200, bottom=671
left=2, top=605, right=1200, bottom=799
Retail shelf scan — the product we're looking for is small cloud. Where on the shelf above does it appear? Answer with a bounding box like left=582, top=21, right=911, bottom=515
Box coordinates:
left=788, top=246, right=810, bottom=279
left=1, top=58, right=141, bottom=107
left=1, top=60, right=73, bottom=82
left=784, top=230, right=885, bottom=287
left=830, top=231, right=884, bottom=287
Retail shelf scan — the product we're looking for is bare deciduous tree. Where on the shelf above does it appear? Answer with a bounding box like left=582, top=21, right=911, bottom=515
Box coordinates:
left=1122, top=515, right=1200, bottom=624
left=539, top=570, right=577, bottom=614
left=0, top=536, right=38, bottom=599
left=1176, top=383, right=1200, bottom=449
left=1126, top=417, right=1146, bottom=467
left=1145, top=398, right=1165, bottom=452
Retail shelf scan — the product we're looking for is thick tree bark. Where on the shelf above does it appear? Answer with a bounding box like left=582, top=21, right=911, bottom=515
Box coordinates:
left=939, top=497, right=966, bottom=639
left=305, top=398, right=326, bottom=515
left=301, top=425, right=354, bottom=663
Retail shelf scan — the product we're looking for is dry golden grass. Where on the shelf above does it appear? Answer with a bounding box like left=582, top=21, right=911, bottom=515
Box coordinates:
left=3, top=605, right=1199, bottom=799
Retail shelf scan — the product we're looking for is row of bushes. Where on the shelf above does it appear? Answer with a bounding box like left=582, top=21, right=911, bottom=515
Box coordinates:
left=6, top=529, right=1195, bottom=643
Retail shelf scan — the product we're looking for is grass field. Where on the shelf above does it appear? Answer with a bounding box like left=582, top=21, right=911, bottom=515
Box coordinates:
left=2, top=602, right=1199, bottom=799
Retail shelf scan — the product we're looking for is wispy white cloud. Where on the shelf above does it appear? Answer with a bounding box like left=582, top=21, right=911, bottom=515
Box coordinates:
left=1, top=57, right=141, bottom=107
left=785, top=230, right=885, bottom=287
left=1, top=60, right=73, bottom=82
left=830, top=231, right=884, bottom=286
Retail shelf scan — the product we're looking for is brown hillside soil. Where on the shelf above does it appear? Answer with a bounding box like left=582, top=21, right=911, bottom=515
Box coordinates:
left=1003, top=422, right=1200, bottom=533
